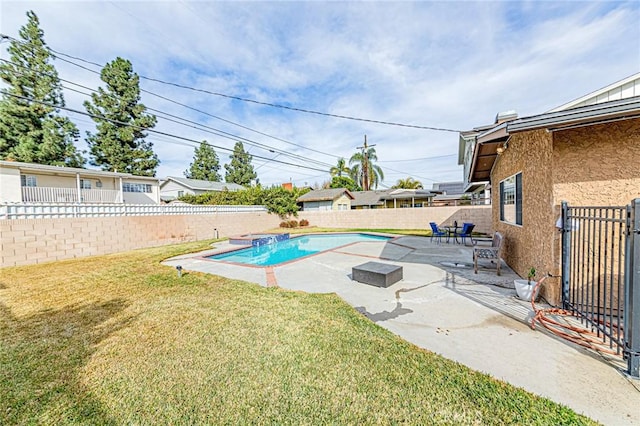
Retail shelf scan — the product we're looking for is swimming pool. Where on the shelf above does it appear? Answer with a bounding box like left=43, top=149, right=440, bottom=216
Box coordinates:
left=208, top=233, right=391, bottom=266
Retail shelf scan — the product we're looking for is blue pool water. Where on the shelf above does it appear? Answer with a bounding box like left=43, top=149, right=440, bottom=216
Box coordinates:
left=208, top=233, right=390, bottom=266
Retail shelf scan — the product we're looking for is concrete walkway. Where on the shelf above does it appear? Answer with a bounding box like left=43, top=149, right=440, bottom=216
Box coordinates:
left=164, top=235, right=640, bottom=425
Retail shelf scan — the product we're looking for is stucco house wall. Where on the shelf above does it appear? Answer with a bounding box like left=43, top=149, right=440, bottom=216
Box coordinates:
left=491, top=129, right=560, bottom=301
left=491, top=118, right=640, bottom=304
left=552, top=118, right=640, bottom=206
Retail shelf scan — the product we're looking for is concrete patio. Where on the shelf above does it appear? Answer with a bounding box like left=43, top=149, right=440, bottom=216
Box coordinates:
left=163, top=234, right=640, bottom=425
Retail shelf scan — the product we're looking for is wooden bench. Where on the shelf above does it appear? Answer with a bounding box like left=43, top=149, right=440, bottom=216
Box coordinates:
left=352, top=261, right=403, bottom=288
left=473, top=232, right=504, bottom=275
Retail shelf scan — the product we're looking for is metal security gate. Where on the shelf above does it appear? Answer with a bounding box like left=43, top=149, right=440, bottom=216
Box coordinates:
left=561, top=199, right=639, bottom=378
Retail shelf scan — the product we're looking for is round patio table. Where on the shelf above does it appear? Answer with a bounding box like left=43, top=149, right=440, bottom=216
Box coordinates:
left=443, top=225, right=461, bottom=244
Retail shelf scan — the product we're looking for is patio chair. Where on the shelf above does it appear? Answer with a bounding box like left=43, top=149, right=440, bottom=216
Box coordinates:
left=429, top=222, right=447, bottom=244
left=454, top=223, right=475, bottom=245
left=473, top=232, right=503, bottom=275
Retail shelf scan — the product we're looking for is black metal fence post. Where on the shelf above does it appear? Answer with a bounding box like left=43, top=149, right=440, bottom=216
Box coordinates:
left=561, top=201, right=571, bottom=308
left=626, top=198, right=640, bottom=378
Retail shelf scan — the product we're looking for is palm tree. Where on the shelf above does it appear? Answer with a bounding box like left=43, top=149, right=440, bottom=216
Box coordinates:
left=392, top=177, right=423, bottom=189
left=349, top=139, right=384, bottom=191
left=329, top=157, right=351, bottom=177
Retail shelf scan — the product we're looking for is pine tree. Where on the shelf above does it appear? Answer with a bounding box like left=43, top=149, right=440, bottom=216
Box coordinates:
left=224, top=141, right=256, bottom=186
left=185, top=141, right=221, bottom=181
left=0, top=11, right=84, bottom=167
left=84, top=57, right=158, bottom=176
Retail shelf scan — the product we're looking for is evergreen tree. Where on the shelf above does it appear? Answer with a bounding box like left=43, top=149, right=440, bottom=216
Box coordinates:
left=185, top=141, right=221, bottom=181
left=224, top=141, right=256, bottom=186
left=84, top=57, right=158, bottom=176
left=0, top=10, right=84, bottom=167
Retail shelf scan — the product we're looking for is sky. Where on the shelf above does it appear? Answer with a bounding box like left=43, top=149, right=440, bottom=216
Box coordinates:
left=1, top=1, right=639, bottom=189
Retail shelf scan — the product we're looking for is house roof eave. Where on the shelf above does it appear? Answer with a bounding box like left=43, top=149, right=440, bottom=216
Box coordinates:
left=0, top=160, right=158, bottom=181
left=508, top=96, right=640, bottom=133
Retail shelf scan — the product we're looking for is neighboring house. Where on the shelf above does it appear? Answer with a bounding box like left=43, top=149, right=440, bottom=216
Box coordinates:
left=381, top=189, right=436, bottom=208
left=351, top=190, right=390, bottom=209
left=159, top=176, right=245, bottom=201
left=350, top=189, right=438, bottom=209
left=430, top=181, right=482, bottom=206
left=0, top=160, right=160, bottom=204
left=457, top=110, right=517, bottom=200
left=460, top=74, right=640, bottom=304
left=297, top=188, right=354, bottom=211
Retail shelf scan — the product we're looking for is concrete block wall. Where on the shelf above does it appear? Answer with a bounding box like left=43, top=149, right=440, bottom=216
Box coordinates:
left=1, top=206, right=492, bottom=268
left=299, top=206, right=492, bottom=235
left=1, top=212, right=282, bottom=268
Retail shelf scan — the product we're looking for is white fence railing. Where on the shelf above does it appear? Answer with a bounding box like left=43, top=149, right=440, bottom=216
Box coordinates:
left=22, top=187, right=121, bottom=203
left=0, top=203, right=267, bottom=220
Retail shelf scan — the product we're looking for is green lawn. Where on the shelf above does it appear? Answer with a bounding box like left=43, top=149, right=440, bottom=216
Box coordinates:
left=0, top=240, right=595, bottom=424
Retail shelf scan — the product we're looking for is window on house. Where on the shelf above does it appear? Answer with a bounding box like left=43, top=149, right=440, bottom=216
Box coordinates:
left=20, top=175, right=37, bottom=187
left=178, top=190, right=184, bottom=197
left=123, top=183, right=152, bottom=193
left=500, top=172, right=522, bottom=225
left=80, top=179, right=92, bottom=189
left=95, top=180, right=102, bottom=188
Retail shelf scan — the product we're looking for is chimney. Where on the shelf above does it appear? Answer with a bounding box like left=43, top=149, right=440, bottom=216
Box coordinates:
left=495, top=110, right=518, bottom=124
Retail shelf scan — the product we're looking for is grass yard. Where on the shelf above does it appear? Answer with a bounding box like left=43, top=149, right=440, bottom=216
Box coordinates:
left=0, top=240, right=595, bottom=424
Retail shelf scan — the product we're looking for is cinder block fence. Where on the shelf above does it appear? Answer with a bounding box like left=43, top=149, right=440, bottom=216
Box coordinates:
left=1, top=205, right=491, bottom=268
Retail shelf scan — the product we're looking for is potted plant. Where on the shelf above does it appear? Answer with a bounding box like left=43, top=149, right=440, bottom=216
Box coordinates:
left=514, top=267, right=537, bottom=301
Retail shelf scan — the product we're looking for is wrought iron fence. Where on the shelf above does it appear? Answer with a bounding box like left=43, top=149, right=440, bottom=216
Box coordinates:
left=561, top=199, right=639, bottom=378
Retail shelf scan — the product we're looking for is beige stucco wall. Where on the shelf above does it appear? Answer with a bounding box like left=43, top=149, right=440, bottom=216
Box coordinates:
left=1, top=206, right=492, bottom=268
left=491, top=117, right=640, bottom=304
left=552, top=118, right=640, bottom=205
left=491, top=129, right=560, bottom=302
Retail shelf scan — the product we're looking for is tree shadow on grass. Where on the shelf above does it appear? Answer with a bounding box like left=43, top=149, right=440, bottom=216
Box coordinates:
left=0, top=299, right=132, bottom=425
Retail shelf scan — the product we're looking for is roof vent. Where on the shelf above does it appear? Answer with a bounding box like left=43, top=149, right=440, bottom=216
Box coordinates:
left=495, top=110, right=518, bottom=124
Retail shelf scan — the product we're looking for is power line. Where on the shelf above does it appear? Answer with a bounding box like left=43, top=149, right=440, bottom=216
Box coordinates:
left=7, top=51, right=343, bottom=161
left=1, top=60, right=335, bottom=170
left=378, top=153, right=457, bottom=162
left=0, top=34, right=463, bottom=132
left=1, top=91, right=329, bottom=174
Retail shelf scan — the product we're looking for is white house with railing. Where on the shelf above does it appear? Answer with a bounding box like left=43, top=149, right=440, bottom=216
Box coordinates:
left=0, top=160, right=160, bottom=204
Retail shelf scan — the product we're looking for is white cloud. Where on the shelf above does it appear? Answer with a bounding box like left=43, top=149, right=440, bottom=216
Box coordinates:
left=1, top=1, right=639, bottom=188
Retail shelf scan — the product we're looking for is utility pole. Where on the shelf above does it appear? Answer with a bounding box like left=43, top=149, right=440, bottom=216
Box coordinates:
left=356, top=135, right=376, bottom=191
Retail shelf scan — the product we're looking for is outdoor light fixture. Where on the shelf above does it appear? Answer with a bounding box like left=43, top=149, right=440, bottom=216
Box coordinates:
left=176, top=265, right=183, bottom=278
